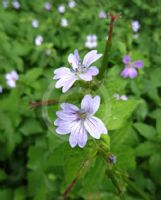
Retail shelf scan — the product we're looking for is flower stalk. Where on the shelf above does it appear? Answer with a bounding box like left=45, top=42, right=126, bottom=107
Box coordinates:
left=98, top=13, right=120, bottom=79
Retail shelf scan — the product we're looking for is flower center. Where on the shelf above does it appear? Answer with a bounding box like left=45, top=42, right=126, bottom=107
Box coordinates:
left=77, top=110, right=87, bottom=120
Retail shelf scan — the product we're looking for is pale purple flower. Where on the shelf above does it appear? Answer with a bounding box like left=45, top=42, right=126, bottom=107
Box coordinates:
left=5, top=70, right=19, bottom=88
left=61, top=18, right=68, bottom=27
left=58, top=4, right=65, bottom=13
left=44, top=2, right=52, bottom=10
left=35, top=35, right=43, bottom=46
left=99, top=10, right=107, bottom=19
left=132, top=20, right=140, bottom=32
left=53, top=50, right=102, bottom=93
left=2, top=0, right=8, bottom=8
left=12, top=0, right=20, bottom=9
left=68, top=0, right=76, bottom=8
left=113, top=93, right=128, bottom=101
left=85, top=35, right=97, bottom=49
left=0, top=85, right=3, bottom=93
left=54, top=95, right=107, bottom=148
left=121, top=55, right=144, bottom=79
left=32, top=19, right=39, bottom=28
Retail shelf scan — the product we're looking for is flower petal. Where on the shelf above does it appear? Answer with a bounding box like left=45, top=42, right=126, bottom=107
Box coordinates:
left=60, top=103, right=79, bottom=113
left=79, top=73, right=92, bottom=81
left=78, top=126, right=88, bottom=148
left=56, top=111, right=78, bottom=121
left=133, top=60, right=144, bottom=68
left=84, top=116, right=107, bottom=139
left=82, top=50, right=102, bottom=67
left=81, top=95, right=100, bottom=114
left=53, top=67, right=73, bottom=79
left=121, top=67, right=138, bottom=79
left=86, top=66, right=99, bottom=76
left=69, top=121, right=81, bottom=147
left=122, top=55, right=131, bottom=64
left=68, top=49, right=80, bottom=70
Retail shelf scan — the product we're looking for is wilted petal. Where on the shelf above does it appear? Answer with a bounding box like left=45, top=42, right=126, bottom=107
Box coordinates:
left=81, top=95, right=100, bottom=114
left=83, top=50, right=102, bottom=67
left=133, top=60, right=144, bottom=68
left=123, top=55, right=131, bottom=64
left=86, top=66, right=99, bottom=76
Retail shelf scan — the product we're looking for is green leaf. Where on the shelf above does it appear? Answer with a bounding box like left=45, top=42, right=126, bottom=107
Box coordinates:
left=149, top=154, right=161, bottom=184
left=133, top=123, right=156, bottom=139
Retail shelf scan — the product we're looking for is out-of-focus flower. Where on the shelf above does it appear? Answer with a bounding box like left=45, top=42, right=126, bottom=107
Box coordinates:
left=133, top=33, right=139, bottom=39
left=44, top=2, right=52, bottom=10
left=2, top=0, right=8, bottom=8
left=121, top=55, right=144, bottom=79
left=12, top=0, right=21, bottom=9
left=99, top=10, right=107, bottom=19
left=113, top=93, right=128, bottom=101
left=108, top=154, right=117, bottom=164
left=0, top=86, right=3, bottom=93
left=85, top=35, right=97, bottom=49
left=53, top=50, right=102, bottom=93
left=68, top=0, right=76, bottom=8
left=32, top=19, right=39, bottom=28
left=61, top=18, right=68, bottom=27
left=58, top=4, right=65, bottom=13
left=5, top=70, right=19, bottom=88
left=132, top=20, right=140, bottom=32
left=35, top=35, right=43, bottom=46
left=45, top=49, right=51, bottom=56
left=54, top=95, right=107, bottom=148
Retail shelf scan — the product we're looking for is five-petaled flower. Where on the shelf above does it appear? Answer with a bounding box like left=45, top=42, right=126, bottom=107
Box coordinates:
left=54, top=95, right=108, bottom=148
left=53, top=50, right=102, bottom=93
left=121, top=55, right=143, bottom=79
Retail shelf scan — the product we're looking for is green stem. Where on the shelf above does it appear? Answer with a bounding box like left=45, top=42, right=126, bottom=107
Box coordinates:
left=98, top=13, right=119, bottom=79
left=125, top=178, right=151, bottom=200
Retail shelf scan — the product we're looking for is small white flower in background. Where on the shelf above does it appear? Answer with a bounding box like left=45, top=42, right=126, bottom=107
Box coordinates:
left=58, top=4, right=65, bottom=13
left=53, top=50, right=102, bottom=93
left=85, top=35, right=97, bottom=49
left=68, top=0, right=76, bottom=8
left=44, top=2, right=52, bottom=11
left=133, top=33, right=139, bottom=39
left=12, top=0, right=21, bottom=9
left=113, top=93, right=128, bottom=101
left=32, top=19, right=39, bottom=28
left=35, top=35, right=43, bottom=46
left=0, top=86, right=3, bottom=93
left=2, top=0, right=8, bottom=9
left=54, top=95, right=107, bottom=148
left=132, top=20, right=140, bottom=32
left=5, top=70, right=19, bottom=88
left=99, top=10, right=107, bottom=19
left=61, top=18, right=68, bottom=27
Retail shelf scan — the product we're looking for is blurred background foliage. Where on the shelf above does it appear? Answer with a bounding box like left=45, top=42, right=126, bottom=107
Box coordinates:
left=0, top=0, right=161, bottom=199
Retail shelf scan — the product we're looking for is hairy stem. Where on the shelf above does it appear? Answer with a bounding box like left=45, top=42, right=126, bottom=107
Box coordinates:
left=98, top=13, right=120, bottom=79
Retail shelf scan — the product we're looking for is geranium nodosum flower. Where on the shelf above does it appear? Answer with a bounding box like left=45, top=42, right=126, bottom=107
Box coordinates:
left=54, top=95, right=107, bottom=148
left=121, top=55, right=143, bottom=79
left=53, top=50, right=102, bottom=93
left=5, top=70, right=19, bottom=88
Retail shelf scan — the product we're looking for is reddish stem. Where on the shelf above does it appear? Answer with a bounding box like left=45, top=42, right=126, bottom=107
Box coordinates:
left=30, top=99, right=58, bottom=108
